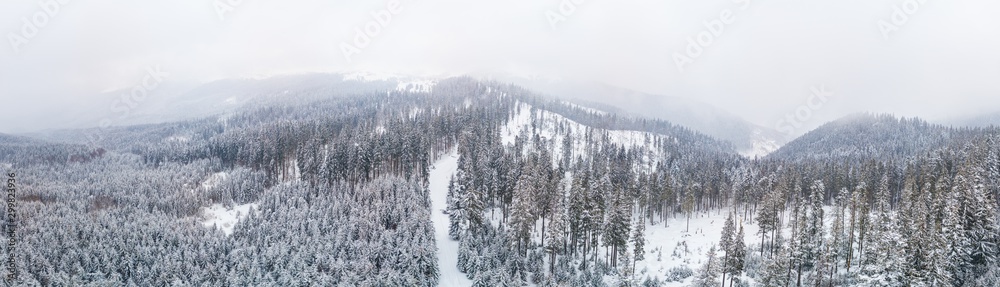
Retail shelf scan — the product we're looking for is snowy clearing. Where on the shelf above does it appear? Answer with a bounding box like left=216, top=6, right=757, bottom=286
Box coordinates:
left=502, top=102, right=665, bottom=169
left=397, top=80, right=437, bottom=93
left=201, top=203, right=258, bottom=236
left=428, top=148, right=473, bottom=287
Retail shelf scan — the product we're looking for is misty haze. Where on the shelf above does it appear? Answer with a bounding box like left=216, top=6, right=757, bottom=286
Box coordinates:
left=0, top=0, right=998, bottom=286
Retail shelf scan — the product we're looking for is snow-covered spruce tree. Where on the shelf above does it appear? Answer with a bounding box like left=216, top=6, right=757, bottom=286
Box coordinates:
left=725, top=225, right=746, bottom=287
left=447, top=175, right=464, bottom=240
left=546, top=197, right=567, bottom=275
left=790, top=185, right=809, bottom=287
left=568, top=173, right=589, bottom=259
left=915, top=168, right=953, bottom=286
left=756, top=188, right=781, bottom=258
left=949, top=161, right=999, bottom=285
left=828, top=187, right=848, bottom=283
left=463, top=185, right=486, bottom=231
left=899, top=176, right=932, bottom=285
left=683, top=190, right=696, bottom=232
left=509, top=171, right=537, bottom=255
left=615, top=250, right=635, bottom=287
left=719, top=212, right=736, bottom=286
left=759, top=232, right=791, bottom=287
left=631, top=216, right=645, bottom=278
left=692, top=245, right=720, bottom=287
left=603, top=192, right=632, bottom=269
left=805, top=180, right=825, bottom=271
left=846, top=181, right=868, bottom=275
left=859, top=175, right=907, bottom=287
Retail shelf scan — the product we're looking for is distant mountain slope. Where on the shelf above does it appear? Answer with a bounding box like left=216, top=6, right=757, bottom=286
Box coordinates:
left=46, top=73, right=435, bottom=133
left=768, top=113, right=997, bottom=163
left=489, top=77, right=786, bottom=157
left=939, top=110, right=1000, bottom=128
left=0, top=133, right=35, bottom=144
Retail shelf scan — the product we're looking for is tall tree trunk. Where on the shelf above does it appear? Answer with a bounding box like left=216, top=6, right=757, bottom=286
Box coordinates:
left=686, top=213, right=691, bottom=232
left=796, top=261, right=803, bottom=287
left=540, top=215, right=546, bottom=252
left=549, top=252, right=556, bottom=275
left=761, top=232, right=766, bottom=257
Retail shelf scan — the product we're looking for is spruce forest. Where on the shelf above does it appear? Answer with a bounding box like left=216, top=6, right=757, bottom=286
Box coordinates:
left=1, top=78, right=997, bottom=286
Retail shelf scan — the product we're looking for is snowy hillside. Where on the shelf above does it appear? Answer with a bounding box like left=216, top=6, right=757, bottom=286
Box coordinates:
left=9, top=77, right=999, bottom=286
left=740, top=128, right=782, bottom=158
left=502, top=101, right=666, bottom=169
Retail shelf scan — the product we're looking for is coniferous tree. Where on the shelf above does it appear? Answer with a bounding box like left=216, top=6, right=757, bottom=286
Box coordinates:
left=546, top=198, right=567, bottom=274
left=725, top=225, right=746, bottom=287
left=719, top=212, right=736, bottom=286
left=631, top=216, right=646, bottom=278
left=692, top=245, right=721, bottom=287
left=760, top=233, right=791, bottom=287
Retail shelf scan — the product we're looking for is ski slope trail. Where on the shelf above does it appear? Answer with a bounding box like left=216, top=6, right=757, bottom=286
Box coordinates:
left=429, top=148, right=471, bottom=286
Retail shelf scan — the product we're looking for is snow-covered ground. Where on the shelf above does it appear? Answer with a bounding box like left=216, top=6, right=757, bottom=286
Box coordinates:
left=428, top=148, right=473, bottom=287
left=342, top=71, right=399, bottom=82
left=502, top=102, right=665, bottom=169
left=565, top=101, right=608, bottom=116
left=201, top=203, right=258, bottom=236
left=397, top=80, right=436, bottom=93
left=200, top=172, right=228, bottom=190
left=739, top=128, right=782, bottom=158
left=632, top=209, right=761, bottom=286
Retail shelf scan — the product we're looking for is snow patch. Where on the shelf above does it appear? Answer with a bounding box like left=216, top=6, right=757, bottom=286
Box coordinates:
left=502, top=102, right=665, bottom=169
left=201, top=172, right=229, bottom=190
left=396, top=80, right=436, bottom=93
left=634, top=210, right=762, bottom=286
left=201, top=203, right=258, bottom=236
left=408, top=107, right=425, bottom=119
left=428, top=148, right=473, bottom=287
left=342, top=71, right=398, bottom=82
left=565, top=101, right=607, bottom=116
left=165, top=135, right=190, bottom=143
left=740, top=129, right=782, bottom=158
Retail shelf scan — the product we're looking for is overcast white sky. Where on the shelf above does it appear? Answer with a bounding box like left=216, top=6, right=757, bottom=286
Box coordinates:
left=1, top=0, right=999, bottom=133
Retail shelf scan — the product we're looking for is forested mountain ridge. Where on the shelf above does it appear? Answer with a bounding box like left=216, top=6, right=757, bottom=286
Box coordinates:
left=0, top=77, right=741, bottom=285
left=491, top=76, right=787, bottom=157
left=2, top=77, right=998, bottom=286
left=767, top=113, right=1000, bottom=163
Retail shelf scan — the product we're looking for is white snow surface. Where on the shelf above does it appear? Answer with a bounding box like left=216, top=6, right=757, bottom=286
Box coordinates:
left=502, top=102, right=665, bottom=169
left=397, top=80, right=437, bottom=93
left=565, top=101, right=608, bottom=116
left=201, top=202, right=258, bottom=236
left=428, top=148, right=473, bottom=287
left=632, top=209, right=762, bottom=286
left=342, top=71, right=399, bottom=82
left=200, top=172, right=228, bottom=190
left=739, top=128, right=782, bottom=158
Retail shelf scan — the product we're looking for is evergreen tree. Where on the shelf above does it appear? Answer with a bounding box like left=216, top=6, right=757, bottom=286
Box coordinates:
left=719, top=212, right=736, bottom=286
left=546, top=199, right=567, bottom=274
left=725, top=225, right=746, bottom=287
left=805, top=180, right=825, bottom=269
left=759, top=238, right=791, bottom=287
left=631, top=216, right=646, bottom=277
left=692, top=245, right=720, bottom=287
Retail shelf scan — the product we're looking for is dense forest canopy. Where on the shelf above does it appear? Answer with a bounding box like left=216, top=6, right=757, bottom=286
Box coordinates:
left=0, top=78, right=997, bottom=286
